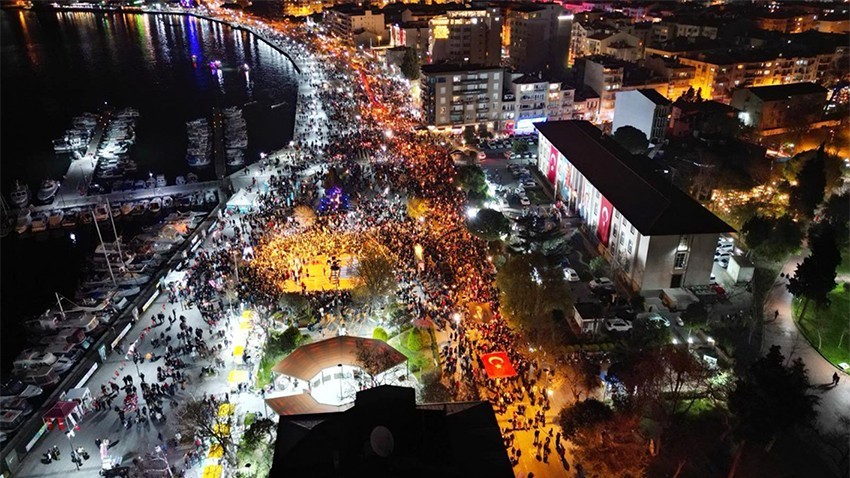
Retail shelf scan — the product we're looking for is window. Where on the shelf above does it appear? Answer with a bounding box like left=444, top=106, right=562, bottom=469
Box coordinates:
left=630, top=225, right=635, bottom=234
left=677, top=235, right=689, bottom=251
left=627, top=240, right=633, bottom=254
left=674, top=251, right=688, bottom=269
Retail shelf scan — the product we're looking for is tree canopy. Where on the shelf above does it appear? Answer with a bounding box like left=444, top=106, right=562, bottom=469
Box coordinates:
left=495, top=253, right=574, bottom=346
left=466, top=208, right=509, bottom=241
left=790, top=145, right=827, bottom=219
left=613, top=126, right=649, bottom=155
left=455, top=164, right=488, bottom=196
left=728, top=345, right=819, bottom=444
left=741, top=214, right=802, bottom=260
left=399, top=47, right=420, bottom=80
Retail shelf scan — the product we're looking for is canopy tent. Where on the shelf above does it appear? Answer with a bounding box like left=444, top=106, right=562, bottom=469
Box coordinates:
left=272, top=336, right=406, bottom=382
left=42, top=400, right=81, bottom=431
left=226, top=188, right=259, bottom=212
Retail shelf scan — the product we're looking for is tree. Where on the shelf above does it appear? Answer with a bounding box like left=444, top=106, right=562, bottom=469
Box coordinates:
left=562, top=355, right=602, bottom=401
left=406, top=328, right=424, bottom=351
left=701, top=111, right=743, bottom=139
left=558, top=400, right=648, bottom=478
left=761, top=215, right=803, bottom=260
left=613, top=126, right=649, bottom=155
left=266, top=326, right=304, bottom=358
left=511, top=140, right=529, bottom=154
left=455, top=164, right=488, bottom=196
left=495, top=253, right=574, bottom=346
left=399, top=47, right=419, bottom=80
left=558, top=398, right=613, bottom=440
left=355, top=340, right=403, bottom=386
left=293, top=205, right=316, bottom=228
left=728, top=345, right=819, bottom=451
left=356, top=241, right=397, bottom=299
left=821, top=193, right=849, bottom=250
left=237, top=418, right=277, bottom=478
left=177, top=399, right=235, bottom=461
left=588, top=256, right=609, bottom=277
left=407, top=196, right=430, bottom=221
left=462, top=125, right=476, bottom=146
left=742, top=214, right=802, bottom=260
left=372, top=326, right=388, bottom=342
left=790, top=145, right=827, bottom=219
left=787, top=222, right=840, bottom=321
left=467, top=208, right=509, bottom=241
left=741, top=214, right=772, bottom=250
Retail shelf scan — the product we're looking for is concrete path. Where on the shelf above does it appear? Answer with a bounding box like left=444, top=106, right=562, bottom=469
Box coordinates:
left=761, top=255, right=850, bottom=432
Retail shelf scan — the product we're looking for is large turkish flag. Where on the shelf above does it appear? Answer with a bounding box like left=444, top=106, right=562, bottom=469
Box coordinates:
left=597, top=195, right=613, bottom=246
left=480, top=351, right=518, bottom=378
left=547, top=146, right=558, bottom=184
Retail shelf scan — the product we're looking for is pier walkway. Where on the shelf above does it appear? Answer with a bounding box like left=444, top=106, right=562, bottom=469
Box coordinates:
left=53, top=110, right=109, bottom=205
left=30, top=181, right=223, bottom=214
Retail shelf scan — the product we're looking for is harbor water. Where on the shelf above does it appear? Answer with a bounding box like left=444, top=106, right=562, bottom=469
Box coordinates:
left=0, top=9, right=299, bottom=376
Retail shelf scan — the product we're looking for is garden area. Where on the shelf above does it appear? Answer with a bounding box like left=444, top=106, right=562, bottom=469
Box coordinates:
left=386, top=326, right=437, bottom=380
left=794, top=283, right=850, bottom=369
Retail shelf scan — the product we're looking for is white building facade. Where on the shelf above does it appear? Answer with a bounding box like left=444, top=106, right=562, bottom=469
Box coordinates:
left=535, top=121, right=733, bottom=292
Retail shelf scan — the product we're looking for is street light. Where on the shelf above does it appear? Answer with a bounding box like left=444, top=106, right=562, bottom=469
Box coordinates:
left=66, top=430, right=80, bottom=471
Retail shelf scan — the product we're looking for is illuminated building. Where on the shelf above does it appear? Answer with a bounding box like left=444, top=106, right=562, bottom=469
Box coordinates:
left=731, top=82, right=828, bottom=135
left=535, top=121, right=733, bottom=292
left=644, top=55, right=696, bottom=100
left=499, top=74, right=574, bottom=134
left=612, top=89, right=671, bottom=145
left=428, top=9, right=502, bottom=67
left=678, top=49, right=840, bottom=102
left=324, top=5, right=387, bottom=46
left=506, top=4, right=563, bottom=73
left=754, top=10, right=817, bottom=34
left=420, top=63, right=503, bottom=131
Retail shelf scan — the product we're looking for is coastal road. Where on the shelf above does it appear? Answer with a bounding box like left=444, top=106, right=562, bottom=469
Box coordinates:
left=762, top=254, right=850, bottom=432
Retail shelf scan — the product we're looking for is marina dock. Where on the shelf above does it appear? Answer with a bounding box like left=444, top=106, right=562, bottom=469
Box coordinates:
left=53, top=110, right=109, bottom=203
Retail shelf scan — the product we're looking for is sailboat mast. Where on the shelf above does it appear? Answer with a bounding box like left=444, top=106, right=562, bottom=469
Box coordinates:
left=92, top=207, right=117, bottom=286
left=55, top=291, right=66, bottom=319
left=105, top=198, right=125, bottom=269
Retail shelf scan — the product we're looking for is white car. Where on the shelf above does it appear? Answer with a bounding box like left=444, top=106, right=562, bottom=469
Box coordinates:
left=589, top=277, right=614, bottom=290
left=564, top=268, right=580, bottom=282
left=519, top=196, right=531, bottom=206
left=605, top=318, right=632, bottom=332
left=640, top=312, right=670, bottom=328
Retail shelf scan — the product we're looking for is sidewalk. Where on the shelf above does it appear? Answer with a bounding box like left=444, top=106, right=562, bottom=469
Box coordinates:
left=762, top=255, right=850, bottom=432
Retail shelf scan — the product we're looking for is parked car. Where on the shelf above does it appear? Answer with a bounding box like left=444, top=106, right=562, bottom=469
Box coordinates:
left=605, top=318, right=632, bottom=332
left=639, top=312, right=670, bottom=328
left=521, top=179, right=537, bottom=189
left=589, top=277, right=614, bottom=290
left=519, top=196, right=531, bottom=207
left=564, top=268, right=580, bottom=282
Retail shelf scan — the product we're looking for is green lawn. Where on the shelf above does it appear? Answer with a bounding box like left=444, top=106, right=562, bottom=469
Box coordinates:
left=794, top=284, right=850, bottom=368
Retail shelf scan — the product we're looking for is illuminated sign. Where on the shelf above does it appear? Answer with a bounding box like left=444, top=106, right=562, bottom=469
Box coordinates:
left=433, top=25, right=449, bottom=40
left=515, top=116, right=547, bottom=133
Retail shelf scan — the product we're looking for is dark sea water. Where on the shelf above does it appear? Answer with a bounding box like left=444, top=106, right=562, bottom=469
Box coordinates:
left=0, top=9, right=298, bottom=375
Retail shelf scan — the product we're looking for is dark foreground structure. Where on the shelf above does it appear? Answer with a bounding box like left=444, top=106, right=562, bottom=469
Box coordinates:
left=270, top=385, right=513, bottom=478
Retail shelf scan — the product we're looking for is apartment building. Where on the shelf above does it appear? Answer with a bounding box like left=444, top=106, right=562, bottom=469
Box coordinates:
left=644, top=55, right=696, bottom=100
left=507, top=4, right=563, bottom=73
left=420, top=64, right=503, bottom=131
left=499, top=74, right=575, bottom=133
left=573, top=87, right=601, bottom=123
left=755, top=11, right=818, bottom=34
left=679, top=49, right=841, bottom=102
left=612, top=89, right=671, bottom=145
left=582, top=56, right=625, bottom=123
left=730, top=82, right=827, bottom=134
left=324, top=5, right=387, bottom=46
left=535, top=121, right=733, bottom=292
left=389, top=21, right=430, bottom=60
left=651, top=19, right=719, bottom=43
left=428, top=9, right=502, bottom=66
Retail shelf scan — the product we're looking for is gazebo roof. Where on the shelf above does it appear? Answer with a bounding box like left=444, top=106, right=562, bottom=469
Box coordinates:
left=272, top=336, right=406, bottom=382
left=43, top=400, right=78, bottom=420
left=265, top=392, right=353, bottom=416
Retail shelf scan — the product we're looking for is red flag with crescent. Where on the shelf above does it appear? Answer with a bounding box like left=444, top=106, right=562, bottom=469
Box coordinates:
left=481, top=351, right=517, bottom=378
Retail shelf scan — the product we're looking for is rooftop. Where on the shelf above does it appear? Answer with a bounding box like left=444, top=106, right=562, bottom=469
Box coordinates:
left=421, top=63, right=502, bottom=74
left=743, top=82, right=828, bottom=101
left=636, top=88, right=672, bottom=106
left=535, top=121, right=734, bottom=236
left=270, top=386, right=513, bottom=478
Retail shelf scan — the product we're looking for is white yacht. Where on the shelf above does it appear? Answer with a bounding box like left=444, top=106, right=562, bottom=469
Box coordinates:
left=36, top=179, right=59, bottom=203
left=10, top=181, right=29, bottom=208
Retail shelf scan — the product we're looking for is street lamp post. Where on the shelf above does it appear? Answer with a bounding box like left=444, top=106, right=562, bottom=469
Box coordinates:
left=66, top=430, right=80, bottom=471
